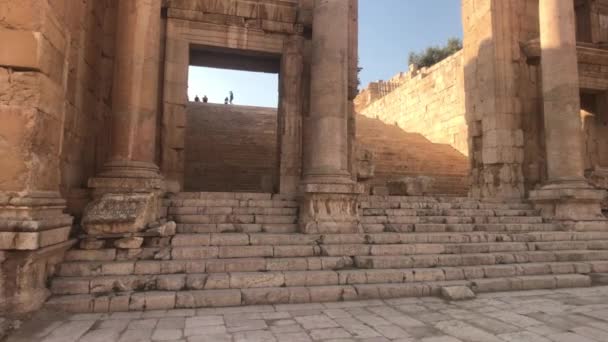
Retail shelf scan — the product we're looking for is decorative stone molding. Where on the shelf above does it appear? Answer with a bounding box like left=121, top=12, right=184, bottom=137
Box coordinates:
left=298, top=183, right=365, bottom=234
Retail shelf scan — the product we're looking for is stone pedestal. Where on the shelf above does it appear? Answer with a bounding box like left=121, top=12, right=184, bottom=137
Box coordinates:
left=531, top=0, right=607, bottom=221
left=530, top=182, right=606, bottom=221
left=0, top=191, right=75, bottom=316
left=83, top=175, right=165, bottom=237
left=0, top=240, right=75, bottom=316
left=299, top=183, right=364, bottom=234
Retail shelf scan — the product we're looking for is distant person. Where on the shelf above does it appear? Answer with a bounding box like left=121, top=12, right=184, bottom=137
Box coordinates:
left=229, top=91, right=234, bottom=104
left=224, top=97, right=229, bottom=104
left=203, top=95, right=208, bottom=103
left=194, top=95, right=200, bottom=102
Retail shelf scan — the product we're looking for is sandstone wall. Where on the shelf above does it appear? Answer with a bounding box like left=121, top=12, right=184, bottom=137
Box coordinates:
left=184, top=103, right=278, bottom=193
left=357, top=51, right=469, bottom=156
left=59, top=0, right=117, bottom=218
left=0, top=0, right=116, bottom=218
left=462, top=0, right=542, bottom=199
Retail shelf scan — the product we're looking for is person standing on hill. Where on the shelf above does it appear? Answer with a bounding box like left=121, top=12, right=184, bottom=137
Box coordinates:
left=229, top=91, right=234, bottom=104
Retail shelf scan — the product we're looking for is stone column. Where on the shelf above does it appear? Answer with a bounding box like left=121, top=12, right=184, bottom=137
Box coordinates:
left=83, top=0, right=169, bottom=238
left=99, top=0, right=162, bottom=180
left=278, top=35, right=305, bottom=194
left=530, top=0, right=606, bottom=223
left=303, top=0, right=351, bottom=184
left=299, top=0, right=363, bottom=234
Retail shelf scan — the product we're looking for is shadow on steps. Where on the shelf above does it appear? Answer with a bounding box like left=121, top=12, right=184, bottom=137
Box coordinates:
left=356, top=114, right=470, bottom=196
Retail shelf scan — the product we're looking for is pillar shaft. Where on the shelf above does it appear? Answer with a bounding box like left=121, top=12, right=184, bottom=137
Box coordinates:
left=83, top=0, right=165, bottom=236
left=105, top=0, right=161, bottom=178
left=278, top=36, right=304, bottom=194
left=304, top=0, right=351, bottom=184
left=539, top=0, right=585, bottom=183
left=530, top=0, right=607, bottom=222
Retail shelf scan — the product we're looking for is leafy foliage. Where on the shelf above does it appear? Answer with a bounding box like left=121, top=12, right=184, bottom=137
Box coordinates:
left=408, top=38, right=463, bottom=68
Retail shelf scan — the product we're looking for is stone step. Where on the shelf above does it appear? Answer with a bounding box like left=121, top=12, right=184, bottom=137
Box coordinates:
left=168, top=199, right=298, bottom=209
left=362, top=209, right=539, bottom=217
left=361, top=216, right=543, bottom=225
left=168, top=231, right=608, bottom=247
left=361, top=202, right=530, bottom=210
left=168, top=207, right=298, bottom=215
left=354, top=250, right=608, bottom=269
left=57, top=256, right=355, bottom=277
left=44, top=274, right=592, bottom=313
left=169, top=192, right=295, bottom=201
left=49, top=261, right=602, bottom=296
left=63, top=239, right=608, bottom=264
left=363, top=223, right=557, bottom=233
left=171, top=214, right=297, bottom=224
left=177, top=223, right=298, bottom=234
left=169, top=240, right=608, bottom=260
left=57, top=248, right=608, bottom=278
left=360, top=200, right=533, bottom=211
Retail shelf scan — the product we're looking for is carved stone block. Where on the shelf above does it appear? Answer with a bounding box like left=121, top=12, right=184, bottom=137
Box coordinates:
left=82, top=193, right=160, bottom=235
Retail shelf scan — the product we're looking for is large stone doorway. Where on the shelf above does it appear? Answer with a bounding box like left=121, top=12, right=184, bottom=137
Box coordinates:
left=184, top=47, right=280, bottom=193
left=160, top=15, right=304, bottom=194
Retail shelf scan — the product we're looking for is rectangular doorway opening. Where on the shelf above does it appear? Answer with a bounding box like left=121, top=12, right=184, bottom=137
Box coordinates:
left=185, top=47, right=280, bottom=193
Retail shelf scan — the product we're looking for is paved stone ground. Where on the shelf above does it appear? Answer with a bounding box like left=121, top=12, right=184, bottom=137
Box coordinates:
left=8, top=287, right=608, bottom=342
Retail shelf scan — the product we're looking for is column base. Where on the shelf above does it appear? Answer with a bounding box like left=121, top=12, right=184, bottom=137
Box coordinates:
left=529, top=180, right=607, bottom=221
left=298, top=182, right=365, bottom=234
left=83, top=162, right=166, bottom=236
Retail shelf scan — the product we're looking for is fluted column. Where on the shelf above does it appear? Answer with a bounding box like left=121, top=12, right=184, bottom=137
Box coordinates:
left=101, top=0, right=162, bottom=179
left=303, top=0, right=351, bottom=185
left=530, top=0, right=607, bottom=223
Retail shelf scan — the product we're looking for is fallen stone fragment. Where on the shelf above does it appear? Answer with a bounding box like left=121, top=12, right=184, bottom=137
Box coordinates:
left=80, top=238, right=105, bottom=250
left=114, top=237, right=144, bottom=249
left=440, top=286, right=476, bottom=301
left=147, top=221, right=176, bottom=237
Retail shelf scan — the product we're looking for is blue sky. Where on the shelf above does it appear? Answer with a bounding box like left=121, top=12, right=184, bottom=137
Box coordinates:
left=188, top=0, right=463, bottom=108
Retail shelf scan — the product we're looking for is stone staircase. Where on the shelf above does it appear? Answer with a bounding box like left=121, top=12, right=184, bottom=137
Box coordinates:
left=357, top=115, right=469, bottom=195
left=45, top=192, right=608, bottom=313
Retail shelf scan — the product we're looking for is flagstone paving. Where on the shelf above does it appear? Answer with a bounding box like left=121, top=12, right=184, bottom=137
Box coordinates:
left=7, top=286, right=608, bottom=342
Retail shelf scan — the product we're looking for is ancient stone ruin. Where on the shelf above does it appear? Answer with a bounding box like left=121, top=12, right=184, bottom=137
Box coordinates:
left=2, top=0, right=608, bottom=319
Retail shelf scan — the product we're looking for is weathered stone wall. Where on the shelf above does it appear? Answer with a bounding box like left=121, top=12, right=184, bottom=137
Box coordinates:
left=59, top=1, right=117, bottom=218
left=462, top=0, right=542, bottom=199
left=0, top=1, right=116, bottom=218
left=184, top=103, right=278, bottom=193
left=0, top=0, right=117, bottom=315
left=357, top=52, right=468, bottom=156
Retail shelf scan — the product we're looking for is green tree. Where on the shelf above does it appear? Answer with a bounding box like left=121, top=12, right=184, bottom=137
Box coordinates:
left=408, top=38, right=462, bottom=68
